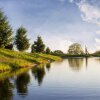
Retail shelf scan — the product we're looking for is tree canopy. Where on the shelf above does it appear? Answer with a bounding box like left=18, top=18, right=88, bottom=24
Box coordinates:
left=31, top=36, right=45, bottom=53
left=45, top=47, right=51, bottom=54
left=15, top=27, right=30, bottom=51
left=68, top=43, right=84, bottom=55
left=0, top=10, right=13, bottom=48
left=54, top=50, right=64, bottom=54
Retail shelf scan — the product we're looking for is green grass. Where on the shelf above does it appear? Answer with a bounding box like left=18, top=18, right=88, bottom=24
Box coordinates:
left=0, top=49, right=61, bottom=72
left=0, top=63, right=11, bottom=72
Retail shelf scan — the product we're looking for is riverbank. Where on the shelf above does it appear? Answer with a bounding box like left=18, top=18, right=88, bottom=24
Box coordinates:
left=0, top=49, right=62, bottom=72
left=52, top=54, right=90, bottom=58
left=52, top=53, right=100, bottom=58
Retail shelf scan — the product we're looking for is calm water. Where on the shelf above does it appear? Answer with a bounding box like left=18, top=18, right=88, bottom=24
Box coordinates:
left=1, top=57, right=100, bottom=100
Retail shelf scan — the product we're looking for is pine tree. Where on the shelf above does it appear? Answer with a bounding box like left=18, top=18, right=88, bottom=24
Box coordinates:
left=0, top=10, right=13, bottom=48
left=15, top=27, right=30, bottom=51
left=31, top=36, right=45, bottom=53
left=46, top=47, right=51, bottom=54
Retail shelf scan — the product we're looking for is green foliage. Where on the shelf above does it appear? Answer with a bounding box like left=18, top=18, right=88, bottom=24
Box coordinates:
left=68, top=43, right=84, bottom=55
left=36, top=53, right=62, bottom=61
left=0, top=10, right=13, bottom=48
left=0, top=48, right=61, bottom=72
left=45, top=47, right=51, bottom=54
left=15, top=27, right=30, bottom=51
left=31, top=36, right=45, bottom=53
left=54, top=50, right=64, bottom=54
left=0, top=63, right=11, bottom=72
left=93, top=50, right=100, bottom=55
left=92, top=50, right=100, bottom=57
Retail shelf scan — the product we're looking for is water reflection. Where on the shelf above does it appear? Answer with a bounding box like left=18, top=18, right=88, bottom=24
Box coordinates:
left=0, top=58, right=100, bottom=100
left=68, top=58, right=84, bottom=71
left=0, top=79, right=14, bottom=100
left=0, top=68, right=31, bottom=99
left=95, top=58, right=100, bottom=62
left=16, top=72, right=30, bottom=96
left=32, top=65, right=45, bottom=86
left=85, top=57, right=88, bottom=69
left=46, top=63, right=51, bottom=71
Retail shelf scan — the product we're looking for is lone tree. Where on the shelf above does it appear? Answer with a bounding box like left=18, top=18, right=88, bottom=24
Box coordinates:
left=15, top=27, right=30, bottom=51
left=31, top=36, right=45, bottom=53
left=0, top=10, right=13, bottom=48
left=68, top=43, right=84, bottom=55
left=45, top=47, right=51, bottom=54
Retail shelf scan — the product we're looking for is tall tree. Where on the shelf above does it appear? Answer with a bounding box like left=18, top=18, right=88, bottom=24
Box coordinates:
left=15, top=27, right=30, bottom=51
left=0, top=10, right=13, bottom=48
left=31, top=36, right=45, bottom=53
left=45, top=47, right=51, bottom=54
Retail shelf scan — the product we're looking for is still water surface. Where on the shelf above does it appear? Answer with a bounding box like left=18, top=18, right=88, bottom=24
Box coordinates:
left=1, top=57, right=100, bottom=100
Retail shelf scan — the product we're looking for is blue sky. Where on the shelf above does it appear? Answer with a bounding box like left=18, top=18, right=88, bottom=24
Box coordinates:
left=0, top=0, right=100, bottom=52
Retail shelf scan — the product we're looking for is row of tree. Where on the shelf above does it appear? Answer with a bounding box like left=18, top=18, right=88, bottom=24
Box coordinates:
left=15, top=27, right=51, bottom=53
left=0, top=9, right=88, bottom=55
left=0, top=10, right=99, bottom=55
left=0, top=10, right=52, bottom=53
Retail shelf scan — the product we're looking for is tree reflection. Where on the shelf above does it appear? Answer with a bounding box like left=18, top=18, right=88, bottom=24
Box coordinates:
left=68, top=58, right=83, bottom=71
left=46, top=63, right=51, bottom=71
left=85, top=57, right=88, bottom=69
left=0, top=79, right=13, bottom=100
left=32, top=65, right=45, bottom=86
left=16, top=72, right=30, bottom=96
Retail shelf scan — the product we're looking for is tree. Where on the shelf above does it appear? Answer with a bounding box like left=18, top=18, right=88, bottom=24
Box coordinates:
left=93, top=50, right=100, bottom=55
left=54, top=50, right=63, bottom=54
left=45, top=47, right=51, bottom=54
left=68, top=43, right=84, bottom=55
left=15, top=27, right=30, bottom=51
left=5, top=43, right=13, bottom=50
left=0, top=10, right=13, bottom=48
left=31, top=36, right=45, bottom=53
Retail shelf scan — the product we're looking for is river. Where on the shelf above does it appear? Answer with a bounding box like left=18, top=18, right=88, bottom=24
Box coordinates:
left=1, top=57, right=100, bottom=100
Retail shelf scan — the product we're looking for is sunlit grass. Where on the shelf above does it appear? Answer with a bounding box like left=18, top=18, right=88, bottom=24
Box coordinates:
left=0, top=48, right=61, bottom=72
left=0, top=63, right=11, bottom=72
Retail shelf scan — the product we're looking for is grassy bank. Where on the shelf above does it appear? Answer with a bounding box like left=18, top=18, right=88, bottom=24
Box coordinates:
left=0, top=49, right=61, bottom=72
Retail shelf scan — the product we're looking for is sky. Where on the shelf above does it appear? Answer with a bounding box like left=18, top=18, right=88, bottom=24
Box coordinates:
left=0, top=0, right=100, bottom=53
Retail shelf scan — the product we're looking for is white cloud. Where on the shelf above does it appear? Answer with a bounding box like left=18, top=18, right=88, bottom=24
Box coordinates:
left=59, top=39, right=73, bottom=52
left=78, top=2, right=100, bottom=26
left=43, top=35, right=73, bottom=53
left=95, top=38, right=100, bottom=50
left=69, top=0, right=100, bottom=26
left=95, top=38, right=100, bottom=44
left=96, top=30, right=100, bottom=35
left=96, top=46, right=100, bottom=50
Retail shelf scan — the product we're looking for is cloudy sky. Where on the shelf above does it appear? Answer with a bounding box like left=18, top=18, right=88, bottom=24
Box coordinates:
left=0, top=0, right=100, bottom=52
